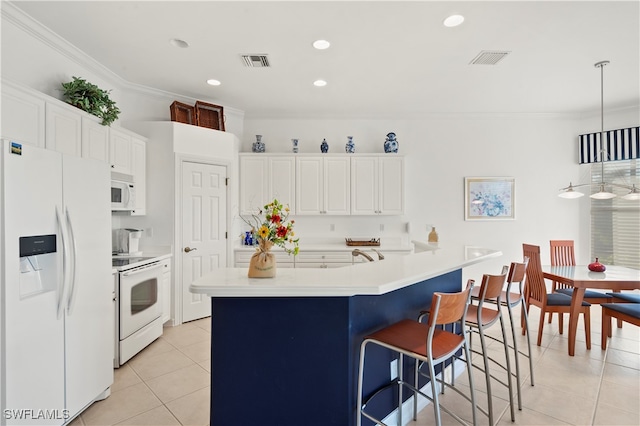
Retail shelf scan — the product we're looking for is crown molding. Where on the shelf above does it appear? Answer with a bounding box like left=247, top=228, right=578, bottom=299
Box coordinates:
left=1, top=1, right=245, bottom=120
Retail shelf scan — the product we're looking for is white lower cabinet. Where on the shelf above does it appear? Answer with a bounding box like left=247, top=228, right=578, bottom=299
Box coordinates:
left=294, top=251, right=353, bottom=268
left=234, top=250, right=295, bottom=268
left=235, top=249, right=353, bottom=268
left=161, top=259, right=172, bottom=324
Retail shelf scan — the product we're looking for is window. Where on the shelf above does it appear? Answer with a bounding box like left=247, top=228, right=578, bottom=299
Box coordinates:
left=590, top=159, right=640, bottom=268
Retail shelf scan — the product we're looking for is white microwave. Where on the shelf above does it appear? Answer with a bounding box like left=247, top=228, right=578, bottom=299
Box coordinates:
left=111, top=172, right=136, bottom=211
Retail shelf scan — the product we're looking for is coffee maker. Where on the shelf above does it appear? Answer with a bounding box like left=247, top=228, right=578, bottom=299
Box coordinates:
left=113, top=228, right=143, bottom=256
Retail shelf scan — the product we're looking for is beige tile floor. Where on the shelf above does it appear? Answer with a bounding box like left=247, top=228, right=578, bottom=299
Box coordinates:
left=69, top=318, right=211, bottom=426
left=70, top=303, right=639, bottom=426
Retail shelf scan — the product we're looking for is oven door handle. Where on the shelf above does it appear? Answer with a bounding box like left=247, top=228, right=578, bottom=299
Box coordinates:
left=122, top=263, right=163, bottom=277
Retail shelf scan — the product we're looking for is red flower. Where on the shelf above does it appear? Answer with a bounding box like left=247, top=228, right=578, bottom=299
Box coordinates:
left=270, top=214, right=281, bottom=224
left=276, top=226, right=288, bottom=238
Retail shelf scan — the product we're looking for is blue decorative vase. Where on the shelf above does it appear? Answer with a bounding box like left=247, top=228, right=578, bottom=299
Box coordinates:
left=320, top=138, right=329, bottom=153
left=291, top=138, right=299, bottom=153
left=345, top=136, right=355, bottom=153
left=252, top=135, right=265, bottom=153
left=384, top=132, right=398, bottom=153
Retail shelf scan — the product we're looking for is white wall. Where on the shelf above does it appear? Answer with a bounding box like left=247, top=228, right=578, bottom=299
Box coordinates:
left=3, top=3, right=637, bottom=281
left=0, top=3, right=245, bottom=136
left=241, top=111, right=636, bottom=280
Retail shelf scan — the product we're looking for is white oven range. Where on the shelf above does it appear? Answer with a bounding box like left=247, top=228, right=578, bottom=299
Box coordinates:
left=113, top=256, right=164, bottom=367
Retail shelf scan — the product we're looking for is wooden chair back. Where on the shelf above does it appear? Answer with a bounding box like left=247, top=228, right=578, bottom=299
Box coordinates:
left=506, top=258, right=528, bottom=295
left=550, top=240, right=575, bottom=291
left=523, top=244, right=547, bottom=305
left=429, top=280, right=474, bottom=327
left=477, top=271, right=508, bottom=302
left=550, top=240, right=575, bottom=266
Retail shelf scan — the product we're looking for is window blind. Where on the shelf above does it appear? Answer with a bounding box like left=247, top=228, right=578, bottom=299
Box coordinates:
left=590, top=159, right=640, bottom=269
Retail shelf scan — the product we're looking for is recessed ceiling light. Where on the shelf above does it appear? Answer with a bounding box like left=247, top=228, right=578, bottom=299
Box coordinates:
left=313, top=39, right=331, bottom=50
left=207, top=79, right=221, bottom=86
left=169, top=38, right=189, bottom=48
left=443, top=14, right=464, bottom=27
left=313, top=80, right=327, bottom=87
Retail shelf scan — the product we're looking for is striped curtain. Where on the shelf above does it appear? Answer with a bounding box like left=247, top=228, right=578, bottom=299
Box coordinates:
left=579, top=126, right=640, bottom=164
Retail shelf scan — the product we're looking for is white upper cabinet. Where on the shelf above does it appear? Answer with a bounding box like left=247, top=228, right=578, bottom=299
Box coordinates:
left=240, top=156, right=268, bottom=214
left=268, top=157, right=296, bottom=212
left=239, top=154, right=402, bottom=217
left=81, top=116, right=110, bottom=162
left=239, top=155, right=295, bottom=215
left=351, top=156, right=404, bottom=215
left=109, top=128, right=132, bottom=174
left=45, top=102, right=82, bottom=157
left=1, top=81, right=46, bottom=148
left=130, top=137, right=146, bottom=216
left=296, top=156, right=350, bottom=215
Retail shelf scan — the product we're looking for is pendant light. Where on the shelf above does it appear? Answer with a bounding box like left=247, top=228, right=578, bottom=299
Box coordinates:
left=558, top=61, right=638, bottom=200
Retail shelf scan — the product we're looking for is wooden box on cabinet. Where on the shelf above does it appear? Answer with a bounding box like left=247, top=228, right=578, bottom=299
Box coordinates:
left=195, top=101, right=225, bottom=131
left=170, top=101, right=196, bottom=125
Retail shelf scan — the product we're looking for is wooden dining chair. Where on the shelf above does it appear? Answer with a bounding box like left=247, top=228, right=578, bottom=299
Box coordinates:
left=523, top=243, right=591, bottom=348
left=549, top=240, right=614, bottom=324
left=601, top=303, right=640, bottom=349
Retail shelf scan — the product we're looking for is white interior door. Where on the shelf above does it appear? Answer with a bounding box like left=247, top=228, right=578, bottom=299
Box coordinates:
left=181, top=161, right=227, bottom=323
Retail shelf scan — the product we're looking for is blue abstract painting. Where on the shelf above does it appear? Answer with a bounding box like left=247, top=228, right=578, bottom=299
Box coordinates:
left=465, top=177, right=515, bottom=220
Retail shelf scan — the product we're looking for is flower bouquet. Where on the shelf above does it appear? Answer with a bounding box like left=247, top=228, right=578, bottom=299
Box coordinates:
left=242, top=199, right=299, bottom=278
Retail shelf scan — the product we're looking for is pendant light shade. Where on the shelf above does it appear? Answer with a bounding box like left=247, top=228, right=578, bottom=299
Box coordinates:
left=558, top=183, right=585, bottom=199
left=590, top=184, right=616, bottom=200
left=621, top=185, right=640, bottom=201
left=558, top=61, right=637, bottom=201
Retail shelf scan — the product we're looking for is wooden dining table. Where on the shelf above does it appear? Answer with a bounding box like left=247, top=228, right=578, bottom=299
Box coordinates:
left=542, top=265, right=640, bottom=356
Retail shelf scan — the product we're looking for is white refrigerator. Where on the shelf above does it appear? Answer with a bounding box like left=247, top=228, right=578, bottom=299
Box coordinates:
left=1, top=140, right=113, bottom=425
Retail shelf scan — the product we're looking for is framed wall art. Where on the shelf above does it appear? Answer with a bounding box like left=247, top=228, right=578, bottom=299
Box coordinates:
left=464, top=177, right=515, bottom=220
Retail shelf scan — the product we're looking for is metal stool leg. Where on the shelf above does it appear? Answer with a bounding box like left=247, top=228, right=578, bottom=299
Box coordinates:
left=520, top=297, right=535, bottom=386
left=474, top=322, right=494, bottom=425
left=356, top=341, right=366, bottom=426
left=506, top=301, right=523, bottom=409
left=499, top=312, right=516, bottom=421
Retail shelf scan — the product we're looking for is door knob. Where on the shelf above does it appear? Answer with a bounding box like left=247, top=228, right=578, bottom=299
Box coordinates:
left=184, top=247, right=198, bottom=253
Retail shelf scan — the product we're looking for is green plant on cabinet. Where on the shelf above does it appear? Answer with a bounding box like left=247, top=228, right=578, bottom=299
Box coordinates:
left=60, top=76, right=120, bottom=126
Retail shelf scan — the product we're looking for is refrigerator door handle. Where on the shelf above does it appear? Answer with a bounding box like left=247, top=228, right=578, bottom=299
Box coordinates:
left=55, top=206, right=70, bottom=319
left=65, top=207, right=79, bottom=314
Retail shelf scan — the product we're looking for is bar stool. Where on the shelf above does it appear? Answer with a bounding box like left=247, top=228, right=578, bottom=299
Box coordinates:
left=465, top=270, right=515, bottom=426
left=357, top=281, right=477, bottom=426
left=470, top=259, right=534, bottom=411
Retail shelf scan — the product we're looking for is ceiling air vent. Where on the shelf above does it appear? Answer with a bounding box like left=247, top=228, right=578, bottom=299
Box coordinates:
left=469, top=50, right=511, bottom=65
left=241, top=54, right=270, bottom=67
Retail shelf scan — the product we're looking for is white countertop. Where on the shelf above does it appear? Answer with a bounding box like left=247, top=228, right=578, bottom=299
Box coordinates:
left=191, top=245, right=502, bottom=297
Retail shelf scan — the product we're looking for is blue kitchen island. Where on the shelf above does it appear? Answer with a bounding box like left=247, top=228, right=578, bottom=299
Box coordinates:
left=190, top=245, right=501, bottom=426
